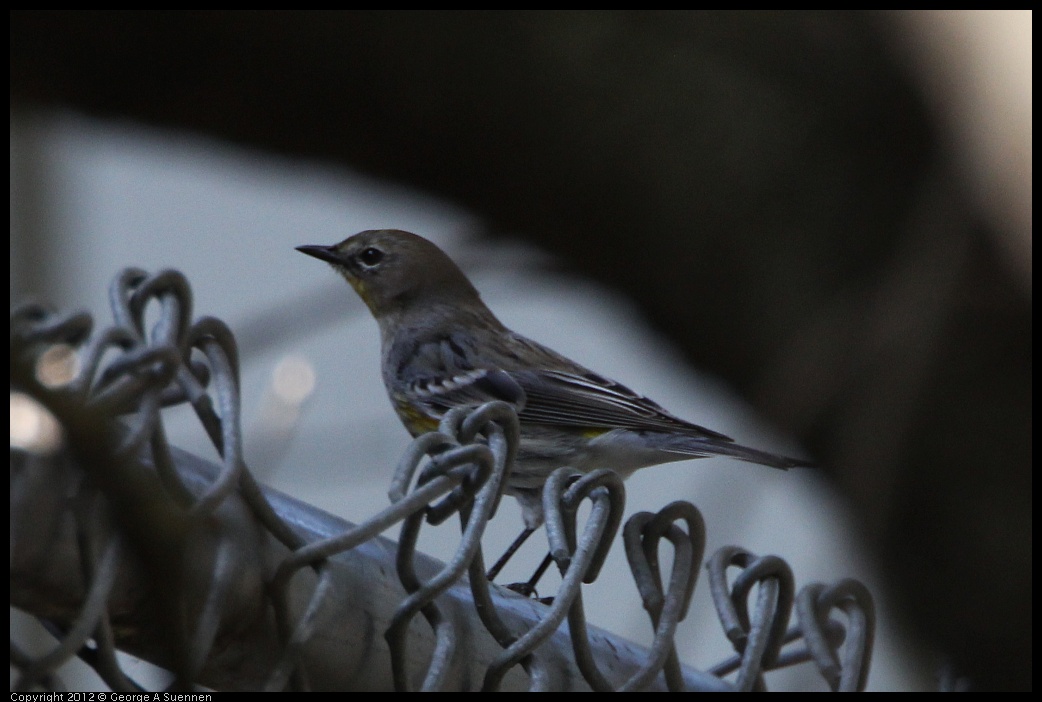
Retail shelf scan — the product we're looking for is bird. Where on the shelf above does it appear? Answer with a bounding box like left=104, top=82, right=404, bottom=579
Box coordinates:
left=297, top=229, right=811, bottom=588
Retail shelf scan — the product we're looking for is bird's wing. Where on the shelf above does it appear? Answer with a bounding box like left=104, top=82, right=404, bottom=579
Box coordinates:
left=402, top=367, right=527, bottom=416
left=511, top=369, right=735, bottom=441
left=400, top=366, right=811, bottom=469
left=394, top=333, right=728, bottom=441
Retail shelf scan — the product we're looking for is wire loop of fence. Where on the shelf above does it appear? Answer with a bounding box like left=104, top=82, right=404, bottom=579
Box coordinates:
left=388, top=443, right=500, bottom=690
left=12, top=532, right=122, bottom=691
left=705, top=546, right=795, bottom=690
left=795, top=578, right=876, bottom=692
left=482, top=469, right=618, bottom=690
left=621, top=501, right=706, bottom=691
left=11, top=267, right=876, bottom=692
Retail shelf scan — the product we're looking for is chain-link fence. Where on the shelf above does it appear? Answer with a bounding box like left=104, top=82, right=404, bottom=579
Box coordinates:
left=11, top=268, right=875, bottom=691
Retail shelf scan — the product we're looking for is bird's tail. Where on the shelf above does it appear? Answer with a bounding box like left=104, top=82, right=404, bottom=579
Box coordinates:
left=657, top=435, right=814, bottom=470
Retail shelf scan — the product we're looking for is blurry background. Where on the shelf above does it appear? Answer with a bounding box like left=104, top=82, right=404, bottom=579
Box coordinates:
left=10, top=11, right=1031, bottom=691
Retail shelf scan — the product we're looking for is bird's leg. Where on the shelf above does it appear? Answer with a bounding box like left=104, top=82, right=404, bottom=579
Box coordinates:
left=505, top=552, right=554, bottom=599
left=488, top=490, right=557, bottom=599
left=486, top=526, right=535, bottom=582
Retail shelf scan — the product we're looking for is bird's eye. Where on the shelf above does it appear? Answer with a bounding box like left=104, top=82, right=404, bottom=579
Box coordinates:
left=357, top=247, right=385, bottom=267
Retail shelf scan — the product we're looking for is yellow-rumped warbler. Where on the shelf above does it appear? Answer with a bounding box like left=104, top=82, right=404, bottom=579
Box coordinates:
left=298, top=229, right=810, bottom=538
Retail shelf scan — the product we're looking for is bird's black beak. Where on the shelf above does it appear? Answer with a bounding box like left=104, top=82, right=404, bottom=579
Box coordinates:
left=296, top=244, right=343, bottom=265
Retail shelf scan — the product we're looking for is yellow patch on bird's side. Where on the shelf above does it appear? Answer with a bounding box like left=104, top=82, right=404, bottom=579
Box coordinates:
left=394, top=398, right=440, bottom=435
left=581, top=428, right=610, bottom=439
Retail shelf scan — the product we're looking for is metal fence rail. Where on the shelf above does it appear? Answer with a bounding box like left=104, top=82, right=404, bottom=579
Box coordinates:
left=10, top=268, right=875, bottom=691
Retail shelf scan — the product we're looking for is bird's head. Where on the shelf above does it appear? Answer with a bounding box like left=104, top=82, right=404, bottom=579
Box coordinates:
left=297, top=229, right=481, bottom=319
